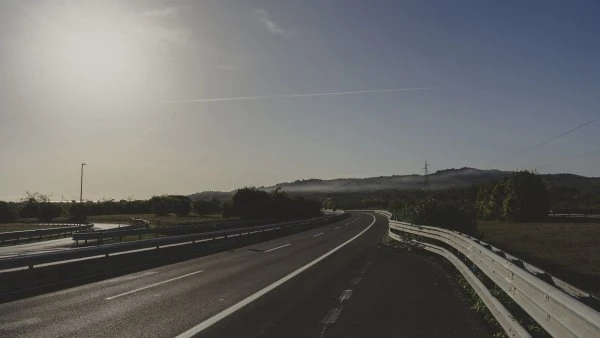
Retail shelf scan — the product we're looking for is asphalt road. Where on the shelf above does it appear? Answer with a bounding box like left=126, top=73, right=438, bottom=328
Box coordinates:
left=0, top=223, right=124, bottom=258
left=0, top=213, right=489, bottom=337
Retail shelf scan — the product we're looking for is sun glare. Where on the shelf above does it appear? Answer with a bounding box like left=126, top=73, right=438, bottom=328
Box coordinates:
left=29, top=2, right=152, bottom=102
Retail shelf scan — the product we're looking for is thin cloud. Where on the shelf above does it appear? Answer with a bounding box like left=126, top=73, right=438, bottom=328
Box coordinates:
left=136, top=6, right=193, bottom=47
left=139, top=128, right=153, bottom=137
left=141, top=7, right=180, bottom=19
left=254, top=9, right=288, bottom=36
left=218, top=64, right=239, bottom=71
left=163, top=87, right=431, bottom=104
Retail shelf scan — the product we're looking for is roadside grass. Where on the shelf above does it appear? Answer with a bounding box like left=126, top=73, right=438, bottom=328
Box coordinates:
left=0, top=223, right=66, bottom=232
left=87, top=213, right=230, bottom=226
left=477, top=219, right=600, bottom=294
left=0, top=213, right=230, bottom=233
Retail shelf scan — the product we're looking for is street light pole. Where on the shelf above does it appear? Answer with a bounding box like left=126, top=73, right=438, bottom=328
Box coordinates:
left=80, top=163, right=87, bottom=203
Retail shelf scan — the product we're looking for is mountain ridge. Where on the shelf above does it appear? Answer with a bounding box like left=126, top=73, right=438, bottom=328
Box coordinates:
left=188, top=167, right=600, bottom=200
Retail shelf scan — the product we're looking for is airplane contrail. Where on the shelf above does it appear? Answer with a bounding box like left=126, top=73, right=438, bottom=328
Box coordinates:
left=162, top=87, right=431, bottom=104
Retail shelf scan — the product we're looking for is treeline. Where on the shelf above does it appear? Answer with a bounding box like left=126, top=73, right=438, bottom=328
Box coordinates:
left=322, top=171, right=560, bottom=232
left=547, top=186, right=600, bottom=215
left=0, top=192, right=69, bottom=223
left=0, top=192, right=157, bottom=223
left=0, top=188, right=323, bottom=223
left=231, top=187, right=321, bottom=220
left=148, top=195, right=227, bottom=217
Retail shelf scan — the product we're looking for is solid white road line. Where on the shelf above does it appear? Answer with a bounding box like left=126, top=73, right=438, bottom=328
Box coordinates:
left=176, top=213, right=376, bottom=338
left=264, top=243, right=291, bottom=253
left=312, top=232, right=324, bottom=238
left=105, top=270, right=204, bottom=300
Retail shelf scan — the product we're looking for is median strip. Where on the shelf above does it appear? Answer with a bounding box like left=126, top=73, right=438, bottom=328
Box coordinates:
left=105, top=270, right=204, bottom=300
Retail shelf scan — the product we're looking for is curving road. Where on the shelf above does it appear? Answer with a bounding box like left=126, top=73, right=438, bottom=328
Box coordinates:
left=0, top=213, right=489, bottom=337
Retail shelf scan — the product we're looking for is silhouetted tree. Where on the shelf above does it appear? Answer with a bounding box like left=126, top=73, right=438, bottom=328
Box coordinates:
left=231, top=187, right=272, bottom=219
left=0, top=201, right=17, bottom=223
left=150, top=196, right=171, bottom=216
left=171, top=196, right=191, bottom=216
left=193, top=199, right=221, bottom=216
left=68, top=203, right=88, bottom=222
left=502, top=171, right=549, bottom=221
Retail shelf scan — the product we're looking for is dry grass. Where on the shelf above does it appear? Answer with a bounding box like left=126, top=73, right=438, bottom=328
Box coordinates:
left=0, top=223, right=65, bottom=232
left=477, top=219, right=600, bottom=293
left=0, top=213, right=229, bottom=233
left=88, top=213, right=229, bottom=226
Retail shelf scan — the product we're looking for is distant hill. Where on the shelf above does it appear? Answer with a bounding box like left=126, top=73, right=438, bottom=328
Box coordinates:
left=266, top=167, right=511, bottom=193
left=189, top=168, right=600, bottom=198
left=188, top=191, right=234, bottom=201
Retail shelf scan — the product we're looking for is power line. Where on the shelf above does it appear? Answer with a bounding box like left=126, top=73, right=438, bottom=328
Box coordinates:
left=492, top=115, right=600, bottom=166
left=423, top=161, right=430, bottom=190
left=536, top=148, right=600, bottom=171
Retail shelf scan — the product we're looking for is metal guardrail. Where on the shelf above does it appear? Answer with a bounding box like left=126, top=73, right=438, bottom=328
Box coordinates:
left=73, top=219, right=269, bottom=243
left=373, top=210, right=600, bottom=337
left=0, top=224, right=93, bottom=244
left=0, top=214, right=347, bottom=270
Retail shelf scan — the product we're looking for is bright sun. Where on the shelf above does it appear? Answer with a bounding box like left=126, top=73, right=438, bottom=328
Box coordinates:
left=30, top=2, right=151, bottom=101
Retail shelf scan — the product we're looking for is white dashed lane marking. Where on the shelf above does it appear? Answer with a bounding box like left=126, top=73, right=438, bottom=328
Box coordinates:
left=339, top=289, right=353, bottom=302
left=105, top=270, right=204, bottom=300
left=322, top=307, right=343, bottom=324
left=264, top=243, right=291, bottom=253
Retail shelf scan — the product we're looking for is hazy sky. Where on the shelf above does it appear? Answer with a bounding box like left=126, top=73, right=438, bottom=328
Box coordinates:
left=1, top=0, right=599, bottom=201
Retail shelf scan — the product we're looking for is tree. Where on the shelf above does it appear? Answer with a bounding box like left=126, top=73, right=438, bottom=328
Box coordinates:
left=221, top=200, right=233, bottom=218
left=501, top=171, right=549, bottom=222
left=38, top=203, right=62, bottom=222
left=231, top=187, right=272, bottom=219
left=68, top=203, right=88, bottom=222
left=150, top=196, right=171, bottom=216
left=230, top=187, right=321, bottom=220
left=0, top=201, right=17, bottom=223
left=18, top=192, right=61, bottom=221
left=171, top=196, right=191, bottom=216
left=193, top=199, right=220, bottom=216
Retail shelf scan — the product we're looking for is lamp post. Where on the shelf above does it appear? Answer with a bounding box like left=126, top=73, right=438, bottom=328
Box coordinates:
left=80, top=163, right=87, bottom=203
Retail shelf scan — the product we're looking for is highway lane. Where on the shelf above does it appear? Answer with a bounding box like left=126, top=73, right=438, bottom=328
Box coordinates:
left=0, top=223, right=126, bottom=258
left=0, top=213, right=380, bottom=337
left=200, top=215, right=491, bottom=338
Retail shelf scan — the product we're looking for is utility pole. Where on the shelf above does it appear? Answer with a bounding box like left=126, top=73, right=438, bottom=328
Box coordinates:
left=423, top=161, right=430, bottom=190
left=80, top=163, right=87, bottom=203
